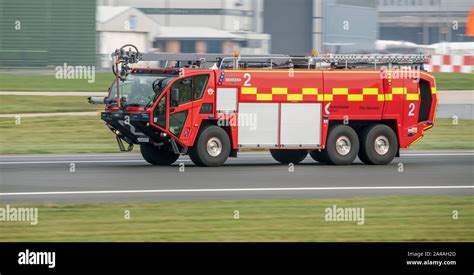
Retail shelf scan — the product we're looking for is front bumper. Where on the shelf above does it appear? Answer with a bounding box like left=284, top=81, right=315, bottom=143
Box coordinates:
left=101, top=111, right=163, bottom=144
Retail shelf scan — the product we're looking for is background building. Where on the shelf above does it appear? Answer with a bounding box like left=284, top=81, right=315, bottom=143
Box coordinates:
left=263, top=0, right=378, bottom=55
left=97, top=0, right=270, bottom=59
left=378, top=0, right=474, bottom=44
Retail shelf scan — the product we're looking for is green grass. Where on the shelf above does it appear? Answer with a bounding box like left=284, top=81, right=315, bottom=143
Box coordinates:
left=0, top=95, right=102, bottom=114
left=0, top=72, right=114, bottom=92
left=0, top=72, right=471, bottom=91
left=0, top=117, right=472, bottom=154
left=432, top=73, right=474, bottom=90
left=0, top=196, right=472, bottom=242
left=0, top=115, right=122, bottom=154
left=410, top=119, right=474, bottom=150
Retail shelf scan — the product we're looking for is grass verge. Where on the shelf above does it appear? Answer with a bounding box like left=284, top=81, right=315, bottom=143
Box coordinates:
left=0, top=95, right=102, bottom=114
left=0, top=117, right=472, bottom=154
left=409, top=119, right=474, bottom=150
left=0, top=196, right=472, bottom=242
left=0, top=115, right=122, bottom=154
left=432, top=72, right=474, bottom=90
left=0, top=73, right=114, bottom=92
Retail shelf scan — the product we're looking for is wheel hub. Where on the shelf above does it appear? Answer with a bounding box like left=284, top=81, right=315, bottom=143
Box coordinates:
left=206, top=137, right=222, bottom=157
left=374, top=135, right=389, bottom=155
left=335, top=136, right=351, bottom=156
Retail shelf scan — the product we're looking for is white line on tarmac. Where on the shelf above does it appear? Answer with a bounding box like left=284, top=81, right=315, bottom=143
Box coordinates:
left=0, top=152, right=472, bottom=165
left=0, top=185, right=472, bottom=196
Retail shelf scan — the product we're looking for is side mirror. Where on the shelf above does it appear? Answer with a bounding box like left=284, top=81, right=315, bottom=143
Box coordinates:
left=170, top=88, right=179, bottom=107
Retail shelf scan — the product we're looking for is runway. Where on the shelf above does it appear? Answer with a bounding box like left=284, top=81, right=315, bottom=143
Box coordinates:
left=0, top=151, right=473, bottom=204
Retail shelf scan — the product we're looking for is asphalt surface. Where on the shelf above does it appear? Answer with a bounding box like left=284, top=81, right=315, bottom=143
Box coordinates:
left=0, top=151, right=472, bottom=204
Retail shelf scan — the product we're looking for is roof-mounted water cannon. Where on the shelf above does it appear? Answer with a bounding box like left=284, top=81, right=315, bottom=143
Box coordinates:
left=111, top=44, right=142, bottom=81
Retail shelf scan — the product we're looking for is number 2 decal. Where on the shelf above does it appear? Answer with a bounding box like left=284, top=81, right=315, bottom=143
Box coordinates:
left=243, top=73, right=251, bottom=86
left=408, top=103, right=415, bottom=117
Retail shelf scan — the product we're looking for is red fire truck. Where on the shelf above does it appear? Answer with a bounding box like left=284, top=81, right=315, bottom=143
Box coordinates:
left=91, top=45, right=437, bottom=167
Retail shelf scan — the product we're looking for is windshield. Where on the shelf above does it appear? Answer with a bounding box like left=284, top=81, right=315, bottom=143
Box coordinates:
left=109, top=74, right=175, bottom=107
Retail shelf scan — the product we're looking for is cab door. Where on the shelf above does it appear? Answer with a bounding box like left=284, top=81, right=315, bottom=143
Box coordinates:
left=168, top=74, right=211, bottom=144
left=168, top=77, right=194, bottom=143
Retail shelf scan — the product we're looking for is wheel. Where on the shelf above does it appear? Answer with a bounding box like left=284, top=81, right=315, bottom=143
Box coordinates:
left=188, top=146, right=204, bottom=166
left=309, top=149, right=329, bottom=164
left=358, top=124, right=398, bottom=165
left=190, top=126, right=231, bottom=167
left=323, top=124, right=359, bottom=165
left=140, top=143, right=180, bottom=165
left=270, top=149, right=308, bottom=164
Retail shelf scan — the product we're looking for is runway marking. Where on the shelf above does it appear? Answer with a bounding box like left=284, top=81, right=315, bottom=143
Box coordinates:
left=1, top=186, right=472, bottom=196
left=0, top=152, right=473, bottom=165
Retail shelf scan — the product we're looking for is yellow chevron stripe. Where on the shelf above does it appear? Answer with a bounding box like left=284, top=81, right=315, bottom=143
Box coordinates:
left=348, top=94, right=364, bottom=101
left=431, top=87, right=437, bottom=94
left=377, top=94, right=385, bottom=101
left=241, top=87, right=257, bottom=94
left=385, top=94, right=393, bottom=101
left=323, top=94, right=333, bottom=101
left=287, top=94, right=303, bottom=101
left=363, top=88, right=378, bottom=95
left=302, top=88, right=318, bottom=95
left=256, top=94, right=272, bottom=101
left=406, top=94, right=419, bottom=101
left=392, top=87, right=405, bottom=94
left=272, top=87, right=288, bottom=94
left=332, top=88, right=348, bottom=95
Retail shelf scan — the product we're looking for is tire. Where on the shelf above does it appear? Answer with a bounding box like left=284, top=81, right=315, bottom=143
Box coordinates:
left=323, top=124, right=359, bottom=165
left=358, top=124, right=398, bottom=165
left=270, top=149, right=308, bottom=164
left=190, top=126, right=231, bottom=167
left=140, top=143, right=180, bottom=165
left=309, top=150, right=329, bottom=164
left=188, top=146, right=204, bottom=166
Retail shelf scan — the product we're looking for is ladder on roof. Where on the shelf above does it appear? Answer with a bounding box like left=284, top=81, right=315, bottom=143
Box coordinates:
left=309, top=54, right=429, bottom=68
left=111, top=44, right=430, bottom=75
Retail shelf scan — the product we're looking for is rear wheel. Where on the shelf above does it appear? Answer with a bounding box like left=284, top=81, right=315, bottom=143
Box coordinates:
left=140, top=143, right=179, bottom=165
left=358, top=124, right=398, bottom=165
left=323, top=125, right=359, bottom=165
left=189, top=126, right=231, bottom=167
left=270, top=149, right=308, bottom=164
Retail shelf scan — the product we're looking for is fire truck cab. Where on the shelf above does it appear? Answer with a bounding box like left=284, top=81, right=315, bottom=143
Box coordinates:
left=97, top=46, right=437, bottom=167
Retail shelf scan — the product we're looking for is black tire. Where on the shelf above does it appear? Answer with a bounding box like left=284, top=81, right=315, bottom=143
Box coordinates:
left=309, top=149, right=329, bottom=164
left=358, top=124, right=398, bottom=165
left=191, top=126, right=231, bottom=167
left=270, top=149, right=308, bottom=164
left=188, top=146, right=204, bottom=166
left=140, top=143, right=179, bottom=165
left=323, top=124, right=359, bottom=165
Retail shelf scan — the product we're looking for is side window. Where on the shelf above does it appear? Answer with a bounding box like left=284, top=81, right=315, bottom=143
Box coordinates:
left=170, top=77, right=192, bottom=105
left=193, top=74, right=209, bottom=100
left=154, top=95, right=166, bottom=128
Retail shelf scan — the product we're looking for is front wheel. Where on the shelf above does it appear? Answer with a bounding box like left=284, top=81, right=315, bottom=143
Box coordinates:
left=140, top=143, right=180, bottom=165
left=358, top=124, right=398, bottom=165
left=189, top=126, right=231, bottom=167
